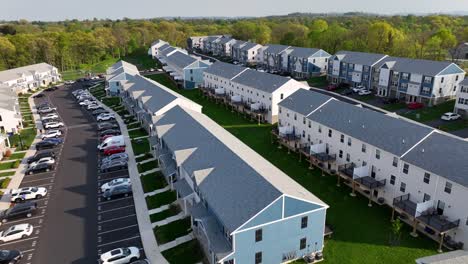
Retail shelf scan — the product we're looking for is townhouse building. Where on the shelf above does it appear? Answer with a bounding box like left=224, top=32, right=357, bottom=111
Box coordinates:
left=454, top=78, right=468, bottom=118
left=203, top=61, right=307, bottom=123
left=164, top=51, right=211, bottom=89
left=149, top=105, right=328, bottom=264
left=327, top=51, right=387, bottom=90
left=0, top=88, right=22, bottom=133
left=216, top=37, right=237, bottom=57
left=239, top=42, right=263, bottom=65
left=277, top=89, right=468, bottom=251
left=262, top=44, right=292, bottom=73
left=372, top=57, right=465, bottom=105
left=148, top=39, right=169, bottom=59
left=0, top=63, right=61, bottom=93
left=187, top=36, right=208, bottom=51
left=231, top=40, right=247, bottom=62
left=287, top=48, right=332, bottom=79
left=105, top=60, right=140, bottom=95
left=202, top=36, right=223, bottom=54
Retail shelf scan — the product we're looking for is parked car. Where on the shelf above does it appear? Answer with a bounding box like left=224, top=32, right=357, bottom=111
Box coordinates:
left=0, top=202, right=37, bottom=224
left=0, top=249, right=22, bottom=263
left=100, top=134, right=116, bottom=142
left=381, top=98, right=399, bottom=104
left=32, top=93, right=45, bottom=98
left=79, top=100, right=96, bottom=106
left=41, top=113, right=59, bottom=121
left=45, top=86, right=58, bottom=92
left=38, top=106, right=57, bottom=114
left=28, top=157, right=55, bottom=169
left=35, top=140, right=60, bottom=151
left=100, top=178, right=131, bottom=193
left=100, top=247, right=140, bottom=264
left=10, top=187, right=48, bottom=203
left=441, top=112, right=461, bottom=121
left=98, top=122, right=119, bottom=131
left=0, top=224, right=34, bottom=243
left=97, top=113, right=116, bottom=122
left=326, top=84, right=337, bottom=91
left=44, top=121, right=64, bottom=129
left=407, top=102, right=424, bottom=110
left=340, top=89, right=353, bottom=96
left=102, top=185, right=133, bottom=201
left=92, top=109, right=109, bottom=116
left=87, top=104, right=103, bottom=110
left=129, top=260, right=149, bottom=264
left=41, top=129, right=62, bottom=139
left=42, top=137, right=64, bottom=144
left=338, top=83, right=350, bottom=89
left=65, top=80, right=75, bottom=85
left=98, top=135, right=125, bottom=150
left=28, top=150, right=55, bottom=164
left=99, top=129, right=121, bottom=137
left=103, top=146, right=126, bottom=156
left=352, top=86, right=366, bottom=93
left=358, top=90, right=372, bottom=96
left=25, top=163, right=54, bottom=175
left=101, top=153, right=129, bottom=165
left=100, top=160, right=128, bottom=173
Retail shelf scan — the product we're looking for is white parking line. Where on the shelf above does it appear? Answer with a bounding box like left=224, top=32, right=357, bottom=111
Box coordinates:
left=98, top=214, right=136, bottom=224
left=0, top=215, right=45, bottom=225
left=97, top=224, right=138, bottom=235
left=97, top=175, right=129, bottom=183
left=97, top=235, right=140, bottom=248
left=98, top=204, right=134, bottom=214
left=22, top=248, right=36, bottom=254
left=97, top=196, right=133, bottom=205
left=0, top=236, right=39, bottom=246
left=22, top=176, right=55, bottom=183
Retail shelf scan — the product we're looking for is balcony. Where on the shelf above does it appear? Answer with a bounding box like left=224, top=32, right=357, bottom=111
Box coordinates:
left=353, top=165, right=386, bottom=189
left=310, top=143, right=336, bottom=163
left=277, top=126, right=301, bottom=141
left=338, top=163, right=355, bottom=179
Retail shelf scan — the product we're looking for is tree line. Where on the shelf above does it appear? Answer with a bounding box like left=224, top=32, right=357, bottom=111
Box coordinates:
left=0, top=15, right=467, bottom=72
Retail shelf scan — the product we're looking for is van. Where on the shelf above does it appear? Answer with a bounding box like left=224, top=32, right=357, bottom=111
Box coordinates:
left=97, top=135, right=124, bottom=150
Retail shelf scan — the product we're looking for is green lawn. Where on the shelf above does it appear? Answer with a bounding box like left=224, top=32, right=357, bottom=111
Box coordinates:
left=145, top=190, right=177, bottom=210
left=403, top=100, right=455, bottom=122
left=3, top=152, right=26, bottom=161
left=137, top=160, right=158, bottom=173
left=146, top=74, right=178, bottom=89
left=122, top=48, right=161, bottom=70
left=127, top=123, right=141, bottom=130
left=124, top=117, right=137, bottom=125
left=153, top=217, right=192, bottom=244
left=150, top=204, right=180, bottom=223
left=61, top=70, right=87, bottom=81
left=0, top=177, right=11, bottom=189
left=156, top=83, right=438, bottom=263
left=135, top=152, right=153, bottom=163
left=131, top=138, right=150, bottom=155
left=101, top=97, right=121, bottom=108
left=9, top=128, right=37, bottom=150
left=307, top=76, right=328, bottom=88
left=162, top=240, right=206, bottom=264
left=438, top=119, right=468, bottom=131
left=381, top=102, right=407, bottom=112
left=116, top=109, right=129, bottom=116
left=0, top=171, right=15, bottom=177
left=140, top=171, right=167, bottom=193
left=129, top=128, right=148, bottom=139
left=0, top=161, right=18, bottom=171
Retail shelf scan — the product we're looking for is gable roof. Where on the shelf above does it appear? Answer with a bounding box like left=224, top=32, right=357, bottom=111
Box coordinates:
left=402, top=132, right=468, bottom=188
left=334, top=51, right=387, bottom=66
left=154, top=106, right=326, bottom=231
left=307, top=99, right=434, bottom=156
left=107, top=60, right=138, bottom=75
left=240, top=42, right=260, bottom=51
left=231, top=69, right=293, bottom=93
left=0, top=63, right=57, bottom=82
left=278, top=89, right=334, bottom=116
left=264, top=44, right=291, bottom=54
left=161, top=46, right=178, bottom=57
left=461, top=78, right=468, bottom=86
left=204, top=61, right=247, bottom=80
left=375, top=56, right=462, bottom=76
left=289, top=47, right=322, bottom=58
left=232, top=40, right=247, bottom=49
left=218, top=37, right=235, bottom=45
left=166, top=51, right=198, bottom=69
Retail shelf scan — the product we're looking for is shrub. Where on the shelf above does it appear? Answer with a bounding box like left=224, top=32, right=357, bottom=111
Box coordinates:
left=4, top=149, right=12, bottom=158
left=13, top=160, right=20, bottom=168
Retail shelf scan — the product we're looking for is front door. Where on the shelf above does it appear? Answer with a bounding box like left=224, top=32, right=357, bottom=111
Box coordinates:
left=437, top=200, right=445, bottom=215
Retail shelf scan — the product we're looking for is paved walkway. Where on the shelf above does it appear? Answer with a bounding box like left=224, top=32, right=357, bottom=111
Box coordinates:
left=148, top=204, right=171, bottom=215
left=158, top=233, right=194, bottom=252
left=152, top=212, right=185, bottom=228
left=144, top=186, right=170, bottom=197
left=140, top=168, right=160, bottom=176
left=138, top=157, right=156, bottom=164
left=98, top=98, right=169, bottom=264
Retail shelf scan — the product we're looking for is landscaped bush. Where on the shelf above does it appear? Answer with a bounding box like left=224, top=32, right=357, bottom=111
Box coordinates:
left=141, top=171, right=167, bottom=193
left=13, top=160, right=20, bottom=168
left=0, top=178, right=11, bottom=188
left=4, top=149, right=11, bottom=158
left=137, top=160, right=158, bottom=173
left=153, top=217, right=192, bottom=244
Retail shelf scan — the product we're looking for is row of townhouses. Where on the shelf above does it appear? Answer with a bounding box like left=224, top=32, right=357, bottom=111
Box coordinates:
left=203, top=61, right=307, bottom=123
left=106, top=60, right=140, bottom=96
left=149, top=40, right=211, bottom=89
left=107, top=60, right=329, bottom=264
left=187, top=35, right=466, bottom=106
left=276, top=88, right=468, bottom=252
left=454, top=79, right=468, bottom=118
left=0, top=62, right=61, bottom=94
left=0, top=87, right=22, bottom=134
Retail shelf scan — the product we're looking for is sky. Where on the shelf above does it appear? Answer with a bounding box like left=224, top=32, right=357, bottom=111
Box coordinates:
left=1, top=0, right=468, bottom=21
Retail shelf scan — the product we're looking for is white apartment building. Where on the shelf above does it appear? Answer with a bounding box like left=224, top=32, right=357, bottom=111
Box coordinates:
left=148, top=39, right=169, bottom=59
left=0, top=63, right=61, bottom=93
left=0, top=87, right=22, bottom=133
left=454, top=78, right=468, bottom=118
left=278, top=89, right=468, bottom=251
left=105, top=61, right=140, bottom=96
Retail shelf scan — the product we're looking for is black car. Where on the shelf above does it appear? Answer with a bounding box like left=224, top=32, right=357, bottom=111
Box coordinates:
left=92, top=109, right=109, bottom=116
left=25, top=163, right=54, bottom=175
left=0, top=249, right=22, bottom=264
left=45, top=86, right=58, bottom=92
left=102, top=185, right=132, bottom=200
left=27, top=150, right=56, bottom=164
left=32, top=93, right=45, bottom=98
left=338, top=83, right=350, bottom=89
left=382, top=98, right=399, bottom=104
left=99, top=129, right=121, bottom=137
left=35, top=140, right=60, bottom=151
left=36, top=103, right=51, bottom=110
left=0, top=201, right=37, bottom=223
left=97, top=122, right=119, bottom=131
left=340, top=89, right=353, bottom=96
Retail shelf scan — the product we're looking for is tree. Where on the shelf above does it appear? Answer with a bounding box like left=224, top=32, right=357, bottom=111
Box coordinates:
left=367, top=21, right=403, bottom=54
left=308, top=19, right=328, bottom=47
left=0, top=36, right=16, bottom=69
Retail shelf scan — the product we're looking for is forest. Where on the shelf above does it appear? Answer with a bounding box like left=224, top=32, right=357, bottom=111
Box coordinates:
left=0, top=14, right=467, bottom=73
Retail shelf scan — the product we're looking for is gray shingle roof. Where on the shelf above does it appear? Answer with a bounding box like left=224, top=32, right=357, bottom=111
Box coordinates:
left=334, top=51, right=387, bottom=66
left=166, top=51, right=197, bottom=69
left=155, top=106, right=326, bottom=231
left=416, top=250, right=468, bottom=264
left=159, top=43, right=171, bottom=51
left=232, top=40, right=247, bottom=48
left=204, top=61, right=247, bottom=80
left=0, top=63, right=56, bottom=82
left=231, top=69, right=293, bottom=93
left=402, top=132, right=468, bottom=188
left=125, top=75, right=177, bottom=113
left=289, top=47, right=321, bottom=58
left=218, top=37, right=234, bottom=45
left=375, top=56, right=456, bottom=76
left=278, top=89, right=333, bottom=116
left=264, top=44, right=291, bottom=54
left=460, top=78, right=468, bottom=86
left=161, top=47, right=177, bottom=57
left=307, top=99, right=434, bottom=156
left=240, top=42, right=260, bottom=51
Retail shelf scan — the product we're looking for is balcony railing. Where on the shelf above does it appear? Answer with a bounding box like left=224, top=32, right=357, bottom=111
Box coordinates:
left=355, top=176, right=386, bottom=189
left=393, top=194, right=417, bottom=216
left=338, top=163, right=355, bottom=179
left=417, top=211, right=460, bottom=233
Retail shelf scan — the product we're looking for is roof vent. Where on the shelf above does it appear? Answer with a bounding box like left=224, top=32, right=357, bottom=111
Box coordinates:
left=421, top=148, right=425, bottom=153
left=362, top=124, right=365, bottom=128
left=402, top=139, right=405, bottom=144
left=348, top=120, right=351, bottom=123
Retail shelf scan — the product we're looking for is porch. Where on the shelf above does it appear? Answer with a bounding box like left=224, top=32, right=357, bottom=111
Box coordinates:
left=271, top=126, right=301, bottom=153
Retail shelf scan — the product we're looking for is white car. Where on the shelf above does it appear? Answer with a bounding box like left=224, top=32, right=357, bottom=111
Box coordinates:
left=29, top=157, right=55, bottom=169
left=79, top=100, right=95, bottom=106
left=41, top=129, right=62, bottom=139
left=100, top=247, right=140, bottom=264
left=101, top=178, right=131, bottom=193
left=41, top=113, right=59, bottom=121
left=38, top=107, right=56, bottom=114
left=358, top=90, right=372, bottom=96
left=10, top=187, right=48, bottom=203
left=87, top=104, right=102, bottom=110
left=0, top=224, right=33, bottom=243
left=44, top=122, right=64, bottom=129
left=441, top=112, right=461, bottom=121
left=97, top=114, right=115, bottom=122
left=352, top=86, right=365, bottom=93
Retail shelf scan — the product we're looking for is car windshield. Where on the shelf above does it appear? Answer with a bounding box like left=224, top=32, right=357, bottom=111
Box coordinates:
left=0, top=250, right=9, bottom=257
left=110, top=249, right=122, bottom=256
left=121, top=248, right=131, bottom=256
left=31, top=187, right=38, bottom=192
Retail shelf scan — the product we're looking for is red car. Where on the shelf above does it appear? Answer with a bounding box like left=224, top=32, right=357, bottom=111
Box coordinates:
left=326, top=84, right=337, bottom=91
left=100, top=134, right=114, bottom=142
left=407, top=102, right=424, bottom=110
left=103, top=146, right=126, bottom=156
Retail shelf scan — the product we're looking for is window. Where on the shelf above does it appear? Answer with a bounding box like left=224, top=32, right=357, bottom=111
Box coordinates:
left=361, top=144, right=366, bottom=153
left=347, top=138, right=352, bottom=146
left=328, top=129, right=332, bottom=138
left=375, top=149, right=381, bottom=159
left=190, top=69, right=193, bottom=74
left=294, top=114, right=297, bottom=121
left=392, top=157, right=398, bottom=167
left=346, top=153, right=350, bottom=162
left=255, top=252, right=262, bottom=264
left=280, top=93, right=284, bottom=100
left=300, top=238, right=307, bottom=250
left=308, top=120, right=311, bottom=128
left=339, top=150, right=343, bottom=158
left=255, top=229, right=262, bottom=242
left=441, top=77, right=445, bottom=83
left=279, top=107, right=282, bottom=113
left=0, top=115, right=2, bottom=121
left=444, top=182, right=452, bottom=194
left=400, top=182, right=406, bottom=192
left=456, top=75, right=459, bottom=81
left=390, top=175, right=396, bottom=185
left=301, top=216, right=308, bottom=229
left=302, top=130, right=305, bottom=138
left=303, top=117, right=306, bottom=124
left=423, top=173, right=430, bottom=184
left=403, top=164, right=409, bottom=174
left=340, top=134, right=344, bottom=143
left=466, top=217, right=468, bottom=226
left=116, top=82, right=120, bottom=86
left=318, top=126, right=322, bottom=133
left=423, top=193, right=431, bottom=202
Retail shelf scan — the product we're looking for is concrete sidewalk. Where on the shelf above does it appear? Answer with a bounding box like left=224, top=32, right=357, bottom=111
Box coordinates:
left=99, top=99, right=169, bottom=264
